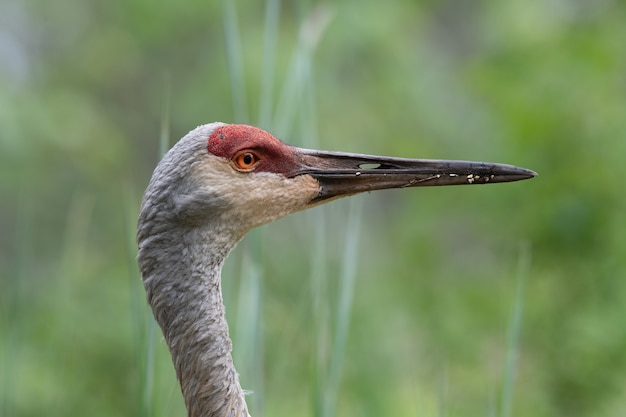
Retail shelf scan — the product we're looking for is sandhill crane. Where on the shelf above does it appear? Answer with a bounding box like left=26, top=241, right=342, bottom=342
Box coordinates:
left=136, top=122, right=536, bottom=417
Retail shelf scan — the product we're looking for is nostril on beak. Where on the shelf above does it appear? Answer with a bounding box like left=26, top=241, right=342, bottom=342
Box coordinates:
left=358, top=163, right=381, bottom=169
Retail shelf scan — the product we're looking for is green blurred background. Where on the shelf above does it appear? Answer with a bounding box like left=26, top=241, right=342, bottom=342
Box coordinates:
left=1, top=0, right=625, bottom=416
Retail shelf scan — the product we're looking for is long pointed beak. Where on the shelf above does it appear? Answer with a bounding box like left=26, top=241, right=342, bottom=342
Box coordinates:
left=292, top=148, right=537, bottom=203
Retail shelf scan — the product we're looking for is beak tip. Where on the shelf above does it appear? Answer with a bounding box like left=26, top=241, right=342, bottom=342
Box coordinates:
left=522, top=168, right=538, bottom=180
left=499, top=168, right=537, bottom=184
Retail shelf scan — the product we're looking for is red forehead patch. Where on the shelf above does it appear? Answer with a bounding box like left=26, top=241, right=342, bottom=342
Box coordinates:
left=208, top=124, right=276, bottom=158
left=207, top=124, right=300, bottom=176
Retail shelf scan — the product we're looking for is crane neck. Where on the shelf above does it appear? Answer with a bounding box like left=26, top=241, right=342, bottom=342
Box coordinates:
left=138, top=225, right=251, bottom=417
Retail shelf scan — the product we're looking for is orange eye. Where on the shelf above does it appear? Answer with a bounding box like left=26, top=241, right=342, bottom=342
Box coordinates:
left=233, top=151, right=260, bottom=170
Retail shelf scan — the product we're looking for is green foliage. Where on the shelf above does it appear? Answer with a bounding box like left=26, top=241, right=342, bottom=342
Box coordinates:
left=2, top=0, right=625, bottom=416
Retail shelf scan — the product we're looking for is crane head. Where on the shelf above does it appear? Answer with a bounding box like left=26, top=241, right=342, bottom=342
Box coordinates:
left=136, top=122, right=536, bottom=417
left=140, top=122, right=536, bottom=240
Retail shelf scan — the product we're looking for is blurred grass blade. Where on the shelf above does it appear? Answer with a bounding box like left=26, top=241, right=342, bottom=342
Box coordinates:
left=223, top=0, right=249, bottom=122
left=326, top=197, right=363, bottom=416
left=273, top=4, right=332, bottom=138
left=258, top=0, right=281, bottom=129
left=124, top=183, right=153, bottom=417
left=310, top=205, right=329, bottom=417
left=500, top=242, right=531, bottom=417
left=438, top=364, right=449, bottom=417
left=1, top=190, right=33, bottom=417
left=160, top=72, right=171, bottom=156
left=59, top=193, right=95, bottom=286
left=234, top=252, right=264, bottom=416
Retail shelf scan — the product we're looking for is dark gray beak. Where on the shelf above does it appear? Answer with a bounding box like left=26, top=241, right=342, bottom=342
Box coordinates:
left=292, top=148, right=537, bottom=203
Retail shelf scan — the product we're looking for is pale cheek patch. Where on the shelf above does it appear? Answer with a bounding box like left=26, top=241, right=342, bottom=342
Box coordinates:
left=240, top=173, right=319, bottom=209
left=224, top=173, right=321, bottom=230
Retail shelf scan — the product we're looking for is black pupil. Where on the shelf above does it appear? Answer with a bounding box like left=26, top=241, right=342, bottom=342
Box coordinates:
left=243, top=154, right=253, bottom=165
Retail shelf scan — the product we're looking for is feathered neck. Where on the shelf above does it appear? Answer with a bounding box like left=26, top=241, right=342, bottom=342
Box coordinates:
left=137, top=221, right=251, bottom=417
